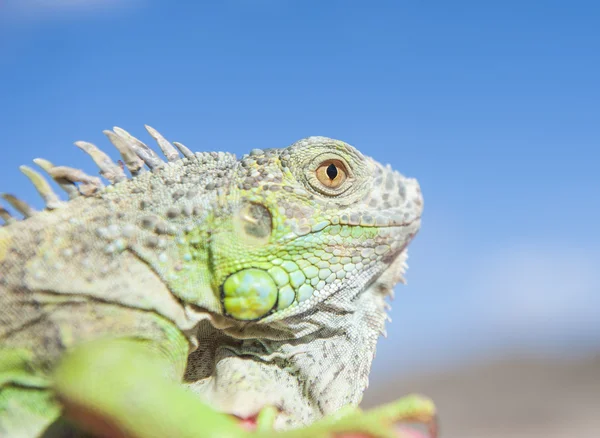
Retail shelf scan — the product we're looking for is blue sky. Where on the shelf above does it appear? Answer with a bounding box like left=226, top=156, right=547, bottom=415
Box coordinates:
left=1, top=1, right=599, bottom=378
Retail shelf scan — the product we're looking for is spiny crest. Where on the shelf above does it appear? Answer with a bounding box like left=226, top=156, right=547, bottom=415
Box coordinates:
left=0, top=125, right=195, bottom=225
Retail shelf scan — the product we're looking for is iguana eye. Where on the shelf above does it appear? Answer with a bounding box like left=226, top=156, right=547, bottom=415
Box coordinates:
left=315, top=159, right=347, bottom=189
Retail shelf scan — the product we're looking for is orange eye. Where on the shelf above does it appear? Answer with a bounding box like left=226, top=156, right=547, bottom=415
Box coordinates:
left=315, top=159, right=347, bottom=189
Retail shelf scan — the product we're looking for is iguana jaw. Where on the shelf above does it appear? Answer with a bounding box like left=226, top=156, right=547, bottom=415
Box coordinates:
left=185, top=250, right=418, bottom=430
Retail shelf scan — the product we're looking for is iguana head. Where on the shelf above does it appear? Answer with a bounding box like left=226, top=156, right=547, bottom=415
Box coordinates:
left=208, top=136, right=422, bottom=322
left=186, top=136, right=423, bottom=427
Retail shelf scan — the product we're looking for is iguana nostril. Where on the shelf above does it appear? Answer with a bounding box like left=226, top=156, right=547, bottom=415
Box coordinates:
left=222, top=268, right=278, bottom=320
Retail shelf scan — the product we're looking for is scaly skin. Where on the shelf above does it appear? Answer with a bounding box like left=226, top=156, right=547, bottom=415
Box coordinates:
left=0, top=126, right=434, bottom=437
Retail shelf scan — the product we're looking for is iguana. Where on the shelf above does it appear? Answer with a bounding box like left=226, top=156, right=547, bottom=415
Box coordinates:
left=0, top=126, right=436, bottom=438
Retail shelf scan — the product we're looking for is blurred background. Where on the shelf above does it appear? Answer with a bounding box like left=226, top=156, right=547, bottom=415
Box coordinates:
left=1, top=1, right=598, bottom=437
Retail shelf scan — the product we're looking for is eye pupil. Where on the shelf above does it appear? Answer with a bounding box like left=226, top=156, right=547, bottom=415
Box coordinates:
left=326, top=163, right=338, bottom=180
left=314, top=159, right=348, bottom=192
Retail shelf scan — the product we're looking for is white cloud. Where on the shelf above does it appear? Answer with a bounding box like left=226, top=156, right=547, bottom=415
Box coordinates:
left=371, top=235, right=600, bottom=377
left=468, top=244, right=600, bottom=338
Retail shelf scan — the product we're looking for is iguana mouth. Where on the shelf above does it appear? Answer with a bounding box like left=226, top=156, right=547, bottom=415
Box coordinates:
left=231, top=414, right=429, bottom=437
left=232, top=414, right=259, bottom=430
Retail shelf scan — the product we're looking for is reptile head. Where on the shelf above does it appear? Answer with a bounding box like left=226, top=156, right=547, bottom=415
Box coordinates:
left=187, top=136, right=423, bottom=427
left=208, top=136, right=423, bottom=321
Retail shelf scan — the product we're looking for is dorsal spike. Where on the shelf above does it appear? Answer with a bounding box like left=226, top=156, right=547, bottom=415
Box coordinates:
left=112, top=127, right=164, bottom=170
left=19, top=165, right=63, bottom=210
left=34, top=158, right=80, bottom=199
left=144, top=125, right=180, bottom=162
left=75, top=141, right=127, bottom=184
left=47, top=166, right=103, bottom=197
left=0, top=206, right=15, bottom=224
left=103, top=130, right=145, bottom=176
left=2, top=125, right=198, bottom=224
left=1, top=194, right=36, bottom=218
left=172, top=141, right=194, bottom=159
